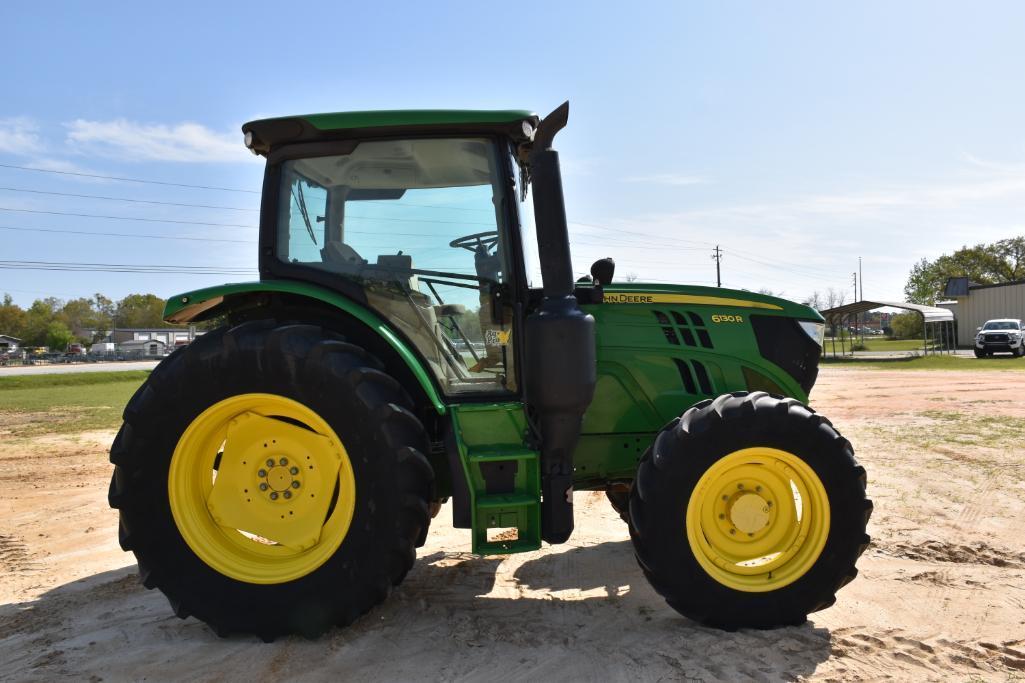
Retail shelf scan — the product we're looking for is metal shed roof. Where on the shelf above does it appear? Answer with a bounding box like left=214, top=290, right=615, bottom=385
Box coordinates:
left=819, top=300, right=955, bottom=324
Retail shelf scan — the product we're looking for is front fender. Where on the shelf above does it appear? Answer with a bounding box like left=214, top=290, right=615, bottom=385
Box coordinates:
left=164, top=281, right=446, bottom=414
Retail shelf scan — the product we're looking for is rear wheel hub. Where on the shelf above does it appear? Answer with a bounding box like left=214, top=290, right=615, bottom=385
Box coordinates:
left=169, top=394, right=356, bottom=584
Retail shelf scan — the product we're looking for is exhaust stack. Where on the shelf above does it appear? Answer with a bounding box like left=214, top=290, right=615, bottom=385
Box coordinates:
left=523, top=102, right=597, bottom=544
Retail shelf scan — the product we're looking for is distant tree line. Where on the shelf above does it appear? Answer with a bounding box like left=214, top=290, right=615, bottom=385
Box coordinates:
left=0, top=292, right=210, bottom=349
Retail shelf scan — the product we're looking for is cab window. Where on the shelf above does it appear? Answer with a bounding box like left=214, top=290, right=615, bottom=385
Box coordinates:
left=276, top=138, right=516, bottom=395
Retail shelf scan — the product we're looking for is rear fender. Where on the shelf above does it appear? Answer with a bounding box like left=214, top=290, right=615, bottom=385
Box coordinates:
left=164, top=281, right=446, bottom=415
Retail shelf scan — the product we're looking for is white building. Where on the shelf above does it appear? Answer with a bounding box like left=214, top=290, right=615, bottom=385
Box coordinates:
left=0, top=334, right=20, bottom=352
left=118, top=339, right=168, bottom=357
left=943, top=277, right=1025, bottom=346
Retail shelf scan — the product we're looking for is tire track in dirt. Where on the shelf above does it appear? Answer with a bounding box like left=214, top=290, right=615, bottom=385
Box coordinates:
left=874, top=539, right=1025, bottom=568
left=0, top=533, right=40, bottom=574
left=831, top=629, right=1025, bottom=675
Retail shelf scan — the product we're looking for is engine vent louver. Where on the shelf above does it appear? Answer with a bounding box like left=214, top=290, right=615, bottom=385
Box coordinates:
left=691, top=360, right=713, bottom=394
left=652, top=310, right=714, bottom=349
left=673, top=358, right=714, bottom=396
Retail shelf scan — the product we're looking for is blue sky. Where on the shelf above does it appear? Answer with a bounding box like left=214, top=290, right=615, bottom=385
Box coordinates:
left=2, top=1, right=1025, bottom=307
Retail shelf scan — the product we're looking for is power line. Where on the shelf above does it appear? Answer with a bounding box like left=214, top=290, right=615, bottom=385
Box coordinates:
left=0, top=225, right=255, bottom=244
left=0, top=206, right=255, bottom=229
left=0, top=162, right=260, bottom=194
left=0, top=186, right=258, bottom=212
left=0, top=259, right=257, bottom=275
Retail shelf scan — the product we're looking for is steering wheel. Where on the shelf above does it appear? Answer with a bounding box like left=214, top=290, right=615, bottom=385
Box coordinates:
left=449, top=231, right=499, bottom=255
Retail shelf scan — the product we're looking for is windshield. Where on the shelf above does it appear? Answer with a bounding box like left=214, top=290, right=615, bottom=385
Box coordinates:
left=983, top=321, right=1019, bottom=330
left=275, top=138, right=516, bottom=395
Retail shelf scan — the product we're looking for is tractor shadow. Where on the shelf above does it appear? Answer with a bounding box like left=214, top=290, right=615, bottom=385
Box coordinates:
left=388, top=540, right=835, bottom=680
left=0, top=544, right=836, bottom=681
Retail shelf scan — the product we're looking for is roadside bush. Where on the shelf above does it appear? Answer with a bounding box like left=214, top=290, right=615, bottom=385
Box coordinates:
left=890, top=312, right=923, bottom=339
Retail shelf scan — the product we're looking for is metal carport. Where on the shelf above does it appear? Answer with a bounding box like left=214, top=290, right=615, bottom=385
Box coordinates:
left=818, top=300, right=956, bottom=357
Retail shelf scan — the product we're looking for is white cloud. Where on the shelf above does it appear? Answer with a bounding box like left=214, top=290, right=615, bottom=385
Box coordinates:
left=65, top=119, right=251, bottom=163
left=0, top=117, right=43, bottom=156
left=569, top=163, right=1025, bottom=301
left=624, top=173, right=705, bottom=186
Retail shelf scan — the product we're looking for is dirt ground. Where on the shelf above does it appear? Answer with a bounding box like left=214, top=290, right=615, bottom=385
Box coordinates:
left=2, top=367, right=1025, bottom=682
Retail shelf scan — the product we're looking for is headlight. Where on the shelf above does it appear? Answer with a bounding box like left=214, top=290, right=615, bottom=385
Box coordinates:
left=798, top=321, right=825, bottom=347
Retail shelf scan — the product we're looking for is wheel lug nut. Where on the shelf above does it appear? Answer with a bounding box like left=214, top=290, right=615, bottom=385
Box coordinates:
left=755, top=486, right=762, bottom=492
left=283, top=491, right=292, bottom=499
left=718, top=513, right=725, bottom=519
left=737, top=483, right=744, bottom=489
left=721, top=495, right=729, bottom=501
left=291, top=481, right=300, bottom=489
left=729, top=528, right=736, bottom=535
left=279, top=457, right=288, bottom=466
left=767, top=501, right=773, bottom=508
left=266, top=458, right=275, bottom=468
left=290, top=466, right=299, bottom=475
left=259, top=483, right=268, bottom=491
left=258, top=469, right=267, bottom=478
left=270, top=492, right=278, bottom=500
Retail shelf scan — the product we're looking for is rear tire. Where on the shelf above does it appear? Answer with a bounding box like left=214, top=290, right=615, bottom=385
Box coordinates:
left=108, top=320, right=434, bottom=639
left=629, top=392, right=871, bottom=630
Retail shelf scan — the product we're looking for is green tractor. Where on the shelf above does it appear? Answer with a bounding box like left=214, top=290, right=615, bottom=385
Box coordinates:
left=108, top=103, right=871, bottom=639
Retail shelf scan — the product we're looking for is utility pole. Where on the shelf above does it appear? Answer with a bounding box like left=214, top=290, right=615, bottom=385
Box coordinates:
left=858, top=256, right=864, bottom=344
left=852, top=271, right=859, bottom=348
left=712, top=245, right=723, bottom=287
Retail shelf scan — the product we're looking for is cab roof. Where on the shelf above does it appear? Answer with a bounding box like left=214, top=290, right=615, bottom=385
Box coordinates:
left=242, top=109, right=539, bottom=156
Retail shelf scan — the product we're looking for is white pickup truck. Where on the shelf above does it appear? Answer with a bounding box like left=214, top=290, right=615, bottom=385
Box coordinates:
left=974, top=318, right=1025, bottom=358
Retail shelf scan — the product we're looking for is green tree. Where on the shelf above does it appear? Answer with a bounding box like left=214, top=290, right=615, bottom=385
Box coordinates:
left=92, top=293, right=115, bottom=337
left=905, top=236, right=1025, bottom=304
left=890, top=312, right=923, bottom=339
left=45, top=320, right=74, bottom=351
left=0, top=294, right=27, bottom=339
left=21, top=298, right=63, bottom=346
left=59, top=297, right=99, bottom=342
left=116, top=293, right=169, bottom=328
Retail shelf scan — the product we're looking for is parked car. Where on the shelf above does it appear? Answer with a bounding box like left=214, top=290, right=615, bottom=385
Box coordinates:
left=974, top=319, right=1025, bottom=358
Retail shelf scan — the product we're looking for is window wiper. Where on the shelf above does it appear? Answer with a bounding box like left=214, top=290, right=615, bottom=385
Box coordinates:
left=291, top=182, right=318, bottom=245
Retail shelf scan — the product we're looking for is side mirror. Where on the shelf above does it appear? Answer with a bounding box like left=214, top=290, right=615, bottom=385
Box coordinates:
left=976, top=326, right=982, bottom=331
left=590, top=258, right=616, bottom=286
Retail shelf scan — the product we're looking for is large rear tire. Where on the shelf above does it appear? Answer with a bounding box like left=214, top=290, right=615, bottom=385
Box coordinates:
left=629, top=391, right=871, bottom=630
left=108, top=320, right=434, bottom=639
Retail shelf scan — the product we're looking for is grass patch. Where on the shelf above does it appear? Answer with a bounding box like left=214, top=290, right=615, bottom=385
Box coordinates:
left=821, top=355, right=1025, bottom=371
left=0, top=370, right=151, bottom=390
left=0, top=371, right=149, bottom=436
left=824, top=338, right=939, bottom=352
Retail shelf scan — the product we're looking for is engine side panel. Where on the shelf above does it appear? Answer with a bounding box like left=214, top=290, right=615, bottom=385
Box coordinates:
left=572, top=284, right=821, bottom=486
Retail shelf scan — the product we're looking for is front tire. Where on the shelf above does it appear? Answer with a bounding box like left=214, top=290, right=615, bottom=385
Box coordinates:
left=629, top=392, right=871, bottom=629
left=108, top=321, right=434, bottom=639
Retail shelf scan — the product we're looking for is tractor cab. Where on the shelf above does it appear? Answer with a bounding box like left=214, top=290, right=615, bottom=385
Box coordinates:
left=246, top=113, right=547, bottom=399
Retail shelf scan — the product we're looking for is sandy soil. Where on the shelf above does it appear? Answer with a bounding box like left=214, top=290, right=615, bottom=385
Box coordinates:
left=2, top=367, right=1025, bottom=682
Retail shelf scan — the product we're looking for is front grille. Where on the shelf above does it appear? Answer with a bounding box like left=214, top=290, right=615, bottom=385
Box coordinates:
left=750, top=315, right=821, bottom=394
left=985, top=334, right=1009, bottom=343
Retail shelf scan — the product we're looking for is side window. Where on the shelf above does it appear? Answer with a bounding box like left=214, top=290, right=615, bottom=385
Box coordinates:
left=275, top=139, right=518, bottom=396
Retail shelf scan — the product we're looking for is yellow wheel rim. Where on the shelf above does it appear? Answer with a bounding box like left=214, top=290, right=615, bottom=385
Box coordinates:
left=685, top=447, right=830, bottom=592
left=168, top=393, right=356, bottom=584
